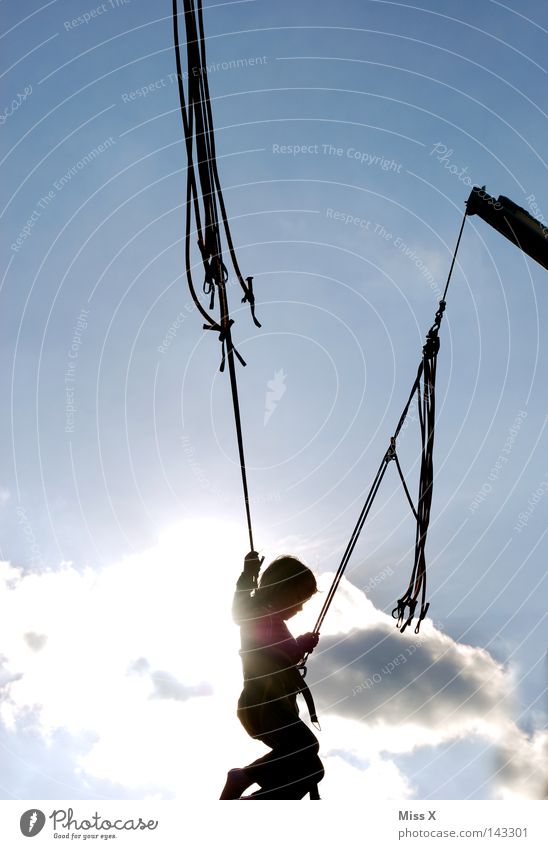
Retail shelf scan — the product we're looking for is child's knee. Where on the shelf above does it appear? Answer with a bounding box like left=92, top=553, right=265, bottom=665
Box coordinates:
left=304, top=744, right=324, bottom=781
left=315, top=759, right=325, bottom=782
left=302, top=757, right=324, bottom=788
left=309, top=749, right=324, bottom=773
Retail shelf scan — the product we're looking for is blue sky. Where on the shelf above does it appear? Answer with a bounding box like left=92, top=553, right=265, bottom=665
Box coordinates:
left=1, top=0, right=547, bottom=801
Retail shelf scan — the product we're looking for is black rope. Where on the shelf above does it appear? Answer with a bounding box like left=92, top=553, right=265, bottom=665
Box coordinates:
left=173, top=0, right=216, bottom=331
left=394, top=452, right=418, bottom=522
left=393, top=318, right=440, bottom=634
left=172, top=0, right=259, bottom=551
left=443, top=210, right=467, bottom=301
left=301, top=209, right=468, bottom=656
left=313, top=453, right=392, bottom=637
left=194, top=2, right=262, bottom=327
left=392, top=211, right=466, bottom=633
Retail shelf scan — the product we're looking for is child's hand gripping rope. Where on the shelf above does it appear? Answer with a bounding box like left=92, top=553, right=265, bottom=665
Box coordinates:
left=243, top=549, right=263, bottom=578
left=296, top=632, right=319, bottom=654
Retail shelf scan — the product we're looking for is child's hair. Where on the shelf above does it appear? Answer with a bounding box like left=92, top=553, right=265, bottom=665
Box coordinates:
left=257, top=555, right=317, bottom=608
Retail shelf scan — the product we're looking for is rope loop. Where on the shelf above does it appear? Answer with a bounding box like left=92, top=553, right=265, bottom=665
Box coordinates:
left=423, top=299, right=446, bottom=357
left=414, top=602, right=430, bottom=634
left=241, top=276, right=262, bottom=328
left=385, top=436, right=397, bottom=462
left=423, top=331, right=440, bottom=359
left=392, top=598, right=405, bottom=626
left=217, top=321, right=246, bottom=372
left=394, top=597, right=417, bottom=633
left=434, top=298, right=447, bottom=325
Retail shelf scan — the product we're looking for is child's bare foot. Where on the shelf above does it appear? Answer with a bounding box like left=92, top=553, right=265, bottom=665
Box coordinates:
left=219, top=768, right=251, bottom=799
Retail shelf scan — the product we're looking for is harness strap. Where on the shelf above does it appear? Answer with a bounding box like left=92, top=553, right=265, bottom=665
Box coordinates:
left=293, top=667, right=320, bottom=729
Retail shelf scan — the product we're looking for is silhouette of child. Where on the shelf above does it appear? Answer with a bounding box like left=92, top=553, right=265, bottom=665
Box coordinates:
left=220, top=551, right=324, bottom=799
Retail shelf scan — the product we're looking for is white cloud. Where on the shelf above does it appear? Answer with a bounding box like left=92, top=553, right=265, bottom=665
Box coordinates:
left=0, top=523, right=546, bottom=800
left=23, top=633, right=48, bottom=652
left=320, top=751, right=413, bottom=800
left=492, top=730, right=548, bottom=800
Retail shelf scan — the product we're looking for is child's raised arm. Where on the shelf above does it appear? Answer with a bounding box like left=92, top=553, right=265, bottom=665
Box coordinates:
left=232, top=551, right=262, bottom=624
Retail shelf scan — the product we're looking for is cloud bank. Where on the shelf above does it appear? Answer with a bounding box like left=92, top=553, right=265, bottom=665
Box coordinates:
left=0, top=520, right=546, bottom=800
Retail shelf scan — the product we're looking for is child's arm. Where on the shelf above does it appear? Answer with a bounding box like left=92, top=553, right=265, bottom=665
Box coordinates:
left=232, top=551, right=262, bottom=624
left=268, top=627, right=319, bottom=665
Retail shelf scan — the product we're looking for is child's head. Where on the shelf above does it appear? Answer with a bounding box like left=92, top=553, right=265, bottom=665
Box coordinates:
left=257, top=555, right=317, bottom=619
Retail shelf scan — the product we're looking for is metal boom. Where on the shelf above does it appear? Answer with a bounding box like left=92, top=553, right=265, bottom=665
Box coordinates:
left=466, top=186, right=548, bottom=271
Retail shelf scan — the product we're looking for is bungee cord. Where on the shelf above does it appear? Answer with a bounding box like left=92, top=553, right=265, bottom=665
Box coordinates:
left=168, top=5, right=548, bottom=803
left=172, top=0, right=260, bottom=551
left=300, top=209, right=468, bottom=663
left=171, top=2, right=488, bottom=642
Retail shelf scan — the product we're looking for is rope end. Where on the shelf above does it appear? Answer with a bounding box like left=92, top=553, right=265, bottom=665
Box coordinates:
left=241, top=276, right=262, bottom=327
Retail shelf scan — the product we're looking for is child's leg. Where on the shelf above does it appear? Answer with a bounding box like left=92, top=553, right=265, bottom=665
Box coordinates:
left=219, top=768, right=253, bottom=800
left=240, top=713, right=324, bottom=799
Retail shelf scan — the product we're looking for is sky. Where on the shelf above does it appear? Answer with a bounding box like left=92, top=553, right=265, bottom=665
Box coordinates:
left=1, top=0, right=547, bottom=804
